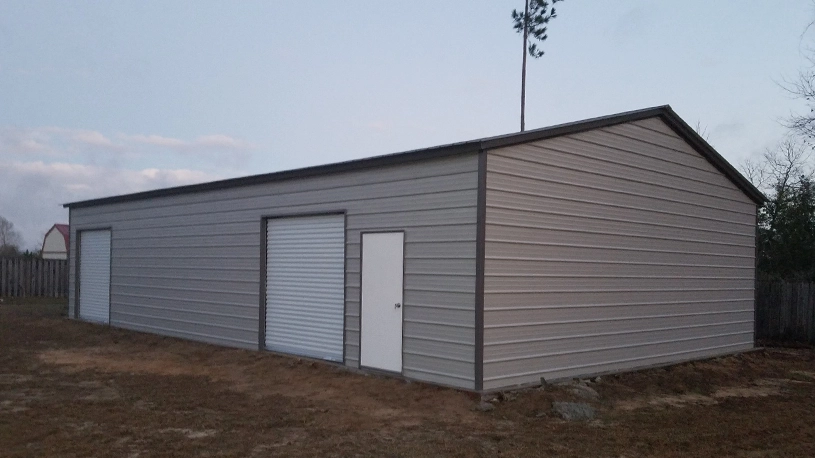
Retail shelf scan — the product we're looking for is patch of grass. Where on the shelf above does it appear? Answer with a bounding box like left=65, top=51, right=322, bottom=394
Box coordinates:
left=0, top=296, right=68, bottom=317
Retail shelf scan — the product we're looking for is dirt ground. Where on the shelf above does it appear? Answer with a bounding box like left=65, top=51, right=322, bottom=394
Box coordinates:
left=2, top=298, right=815, bottom=457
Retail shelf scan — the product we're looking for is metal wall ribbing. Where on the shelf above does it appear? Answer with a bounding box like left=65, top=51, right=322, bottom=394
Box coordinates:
left=68, top=155, right=479, bottom=389
left=482, top=118, right=756, bottom=389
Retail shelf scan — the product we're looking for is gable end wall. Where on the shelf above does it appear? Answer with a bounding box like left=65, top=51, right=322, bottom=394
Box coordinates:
left=482, top=117, right=757, bottom=390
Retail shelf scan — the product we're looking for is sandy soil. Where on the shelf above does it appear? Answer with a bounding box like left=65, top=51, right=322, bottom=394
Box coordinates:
left=2, top=298, right=815, bottom=457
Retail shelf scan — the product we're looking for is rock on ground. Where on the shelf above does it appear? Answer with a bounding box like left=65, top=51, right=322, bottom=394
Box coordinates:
left=568, top=384, right=600, bottom=401
left=476, top=401, right=495, bottom=412
left=552, top=402, right=596, bottom=421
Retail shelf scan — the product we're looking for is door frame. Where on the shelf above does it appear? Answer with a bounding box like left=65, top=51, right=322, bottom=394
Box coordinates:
left=258, top=210, right=348, bottom=363
left=358, top=230, right=407, bottom=375
left=74, top=227, right=113, bottom=323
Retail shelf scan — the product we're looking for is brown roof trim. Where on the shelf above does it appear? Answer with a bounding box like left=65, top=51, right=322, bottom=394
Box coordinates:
left=63, top=105, right=765, bottom=208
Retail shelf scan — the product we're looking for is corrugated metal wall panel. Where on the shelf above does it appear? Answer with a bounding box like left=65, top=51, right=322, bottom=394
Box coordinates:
left=486, top=198, right=754, bottom=238
left=113, top=267, right=260, bottom=283
left=114, top=233, right=261, bottom=249
left=71, top=166, right=478, bottom=222
left=68, top=154, right=479, bottom=389
left=113, top=222, right=257, bottom=239
left=486, top=224, right=753, bottom=257
left=112, top=275, right=259, bottom=293
left=575, top=130, right=728, bottom=180
left=485, top=288, right=753, bottom=308
left=113, top=316, right=256, bottom=347
left=265, top=215, right=345, bottom=362
left=484, top=311, right=754, bottom=342
left=485, top=259, right=753, bottom=278
left=486, top=241, right=753, bottom=266
left=72, top=190, right=478, bottom=230
left=112, top=296, right=257, bottom=319
left=497, top=143, right=751, bottom=204
left=488, top=158, right=756, bottom=218
left=485, top=335, right=752, bottom=388
left=487, top=184, right=756, bottom=230
left=483, top=118, right=757, bottom=390
left=78, top=230, right=111, bottom=324
left=610, top=123, right=699, bottom=151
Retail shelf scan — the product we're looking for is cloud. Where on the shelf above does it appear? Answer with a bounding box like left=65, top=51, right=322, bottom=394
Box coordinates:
left=712, top=121, right=745, bottom=137
left=6, top=160, right=214, bottom=199
left=123, top=133, right=254, bottom=151
left=194, top=134, right=253, bottom=150
left=610, top=6, right=654, bottom=43
left=0, top=126, right=255, bottom=162
left=125, top=134, right=186, bottom=148
left=365, top=121, right=390, bottom=132
left=69, top=129, right=118, bottom=149
left=0, top=126, right=55, bottom=155
left=0, top=124, right=255, bottom=249
left=0, top=160, right=219, bottom=250
left=0, top=126, right=124, bottom=156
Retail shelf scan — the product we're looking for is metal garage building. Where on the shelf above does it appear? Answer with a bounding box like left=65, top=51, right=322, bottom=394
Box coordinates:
left=65, top=106, right=765, bottom=391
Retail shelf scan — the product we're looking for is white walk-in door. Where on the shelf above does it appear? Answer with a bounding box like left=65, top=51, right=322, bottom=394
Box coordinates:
left=266, top=214, right=345, bottom=361
left=360, top=232, right=404, bottom=372
left=78, top=229, right=111, bottom=324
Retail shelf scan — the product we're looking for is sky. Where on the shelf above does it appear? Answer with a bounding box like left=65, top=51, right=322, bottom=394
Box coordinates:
left=0, top=0, right=813, bottom=249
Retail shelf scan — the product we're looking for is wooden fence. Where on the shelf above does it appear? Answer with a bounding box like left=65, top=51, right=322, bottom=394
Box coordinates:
left=0, top=257, right=69, bottom=298
left=756, top=280, right=815, bottom=344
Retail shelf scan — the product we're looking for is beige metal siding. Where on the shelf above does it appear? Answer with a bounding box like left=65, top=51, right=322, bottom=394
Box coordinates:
left=67, top=154, right=478, bottom=389
left=483, top=118, right=756, bottom=390
left=42, top=229, right=68, bottom=260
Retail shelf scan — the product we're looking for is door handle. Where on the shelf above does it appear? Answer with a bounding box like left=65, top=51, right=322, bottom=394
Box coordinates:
left=394, top=303, right=401, bottom=308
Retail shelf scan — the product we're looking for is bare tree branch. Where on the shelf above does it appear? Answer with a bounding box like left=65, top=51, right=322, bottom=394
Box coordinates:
left=741, top=158, right=769, bottom=190
left=0, top=216, right=22, bottom=256
left=741, top=138, right=812, bottom=196
left=694, top=121, right=710, bottom=142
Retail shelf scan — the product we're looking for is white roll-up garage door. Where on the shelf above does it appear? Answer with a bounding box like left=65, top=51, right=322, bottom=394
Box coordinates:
left=79, top=229, right=111, bottom=324
left=265, top=214, right=345, bottom=361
